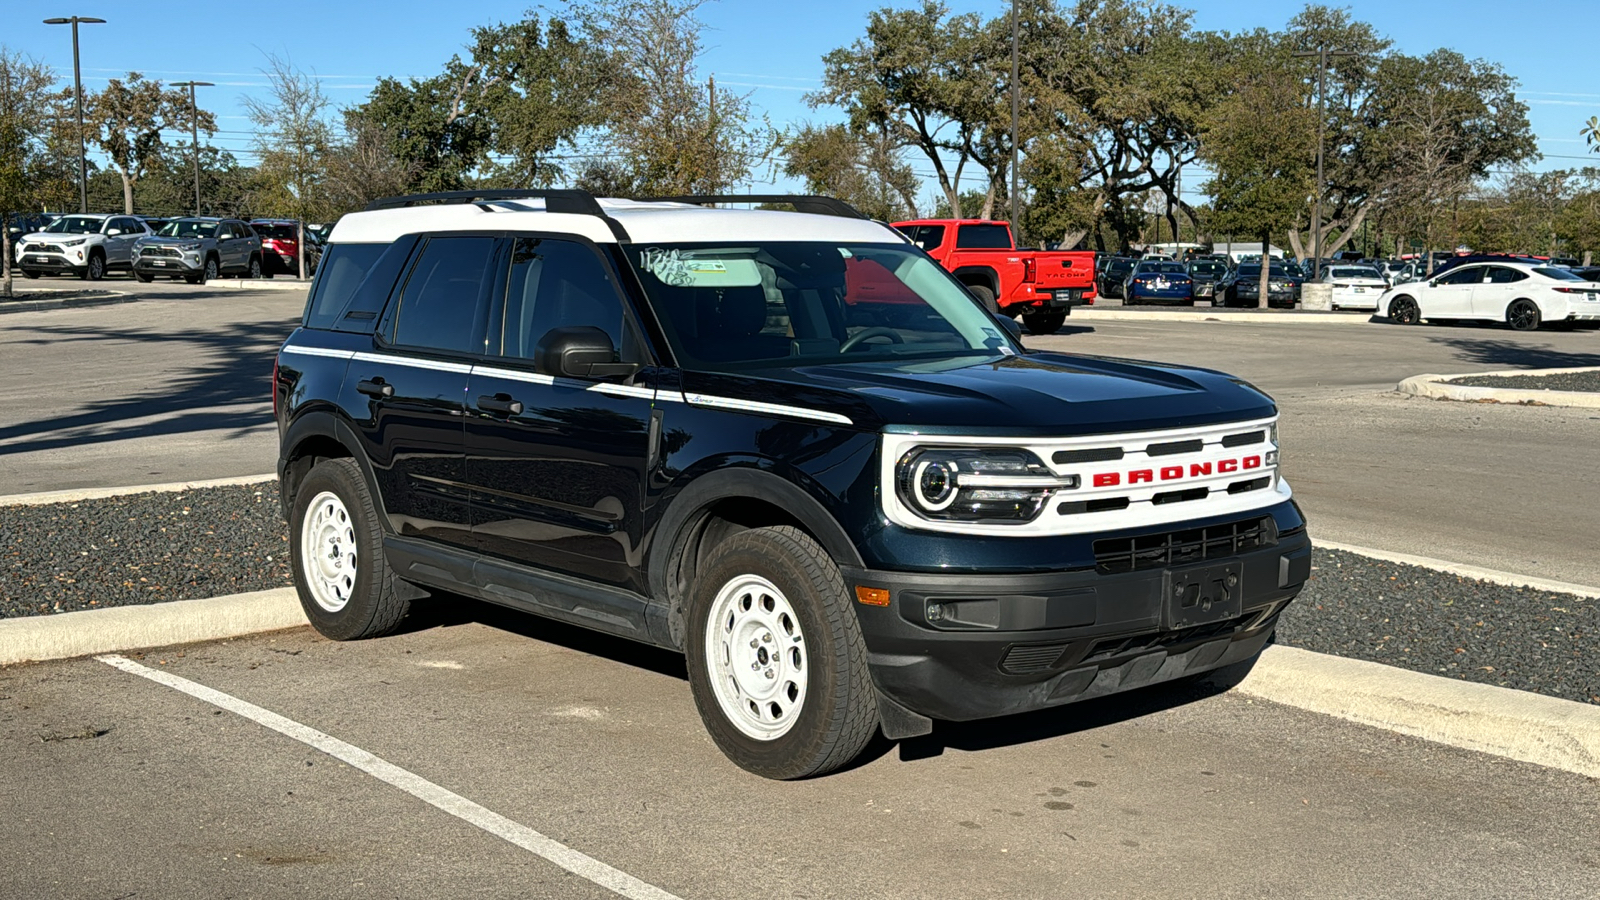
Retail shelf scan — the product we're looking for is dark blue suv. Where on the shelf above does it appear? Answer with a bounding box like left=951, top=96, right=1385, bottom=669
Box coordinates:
left=274, top=191, right=1311, bottom=779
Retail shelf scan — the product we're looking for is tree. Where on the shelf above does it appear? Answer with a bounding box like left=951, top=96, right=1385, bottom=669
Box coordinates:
left=569, top=0, right=775, bottom=195
left=85, top=73, right=212, bottom=214
left=0, top=48, right=63, bottom=297
left=353, top=74, right=492, bottom=193
left=1583, top=117, right=1599, bottom=154
left=243, top=54, right=334, bottom=228
left=811, top=1, right=1004, bottom=218
left=1199, top=36, right=1315, bottom=306
left=321, top=110, right=419, bottom=215
left=782, top=123, right=919, bottom=221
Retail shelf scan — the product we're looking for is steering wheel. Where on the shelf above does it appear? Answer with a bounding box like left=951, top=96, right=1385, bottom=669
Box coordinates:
left=840, top=326, right=905, bottom=353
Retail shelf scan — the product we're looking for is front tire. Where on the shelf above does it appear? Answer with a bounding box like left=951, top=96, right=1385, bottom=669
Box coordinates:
left=133, top=271, right=154, bottom=283
left=82, top=254, right=105, bottom=281
left=1507, top=298, right=1541, bottom=331
left=685, top=526, right=879, bottom=780
left=289, top=458, right=412, bottom=641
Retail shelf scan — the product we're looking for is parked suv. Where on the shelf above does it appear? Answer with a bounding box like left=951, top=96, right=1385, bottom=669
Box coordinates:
left=251, top=219, right=323, bottom=277
left=275, top=190, right=1310, bottom=779
left=14, top=213, right=150, bottom=280
left=133, top=216, right=263, bottom=283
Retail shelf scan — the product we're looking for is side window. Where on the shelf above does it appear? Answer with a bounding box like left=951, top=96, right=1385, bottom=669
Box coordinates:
left=390, top=236, right=498, bottom=354
left=303, top=243, right=389, bottom=330
left=903, top=225, right=944, bottom=251
left=216, top=223, right=235, bottom=240
left=1487, top=266, right=1527, bottom=284
left=498, top=237, right=627, bottom=361
left=1437, top=267, right=1481, bottom=286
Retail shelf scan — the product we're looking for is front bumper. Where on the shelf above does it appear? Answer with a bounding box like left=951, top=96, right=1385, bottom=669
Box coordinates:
left=16, top=251, right=83, bottom=274
left=134, top=253, right=202, bottom=275
left=844, top=525, right=1310, bottom=721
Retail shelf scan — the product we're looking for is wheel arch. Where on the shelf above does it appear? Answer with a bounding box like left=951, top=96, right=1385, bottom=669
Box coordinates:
left=951, top=265, right=999, bottom=297
left=278, top=411, right=390, bottom=529
left=647, top=467, right=863, bottom=649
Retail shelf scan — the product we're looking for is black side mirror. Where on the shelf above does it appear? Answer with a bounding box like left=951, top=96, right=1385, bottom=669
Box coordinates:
left=994, top=314, right=1023, bottom=341
left=534, top=326, right=640, bottom=379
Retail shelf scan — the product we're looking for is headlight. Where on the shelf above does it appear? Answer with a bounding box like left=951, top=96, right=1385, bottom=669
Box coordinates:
left=894, top=447, right=1076, bottom=524
left=1267, top=422, right=1280, bottom=467
left=62, top=237, right=87, bottom=246
left=179, top=242, right=201, bottom=252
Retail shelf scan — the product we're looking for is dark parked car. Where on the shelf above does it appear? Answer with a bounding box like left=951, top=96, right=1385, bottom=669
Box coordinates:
left=1221, top=264, right=1299, bottom=308
left=251, top=219, right=323, bottom=277
left=1098, top=256, right=1137, bottom=299
left=1186, top=259, right=1229, bottom=301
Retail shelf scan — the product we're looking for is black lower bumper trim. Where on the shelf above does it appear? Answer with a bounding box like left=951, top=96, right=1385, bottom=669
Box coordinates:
left=843, top=529, right=1309, bottom=721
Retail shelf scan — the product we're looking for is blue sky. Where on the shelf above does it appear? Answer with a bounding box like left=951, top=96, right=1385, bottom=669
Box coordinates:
left=8, top=0, right=1597, bottom=200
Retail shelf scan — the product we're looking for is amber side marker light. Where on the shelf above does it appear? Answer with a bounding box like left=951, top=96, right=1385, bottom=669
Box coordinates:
left=855, top=586, right=891, bottom=607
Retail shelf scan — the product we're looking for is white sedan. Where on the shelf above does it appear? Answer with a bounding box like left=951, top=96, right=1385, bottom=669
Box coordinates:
left=1380, top=261, right=1600, bottom=331
left=1317, top=265, right=1387, bottom=310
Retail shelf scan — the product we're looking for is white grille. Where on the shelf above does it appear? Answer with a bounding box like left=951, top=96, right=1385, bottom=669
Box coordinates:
left=880, top=416, right=1288, bottom=537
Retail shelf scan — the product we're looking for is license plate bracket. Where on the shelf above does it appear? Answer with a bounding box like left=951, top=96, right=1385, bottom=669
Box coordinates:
left=1163, top=561, right=1243, bottom=629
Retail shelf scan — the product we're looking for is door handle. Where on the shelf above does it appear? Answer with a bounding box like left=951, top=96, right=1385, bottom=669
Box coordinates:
left=478, top=393, right=523, bottom=416
left=357, top=378, right=394, bottom=399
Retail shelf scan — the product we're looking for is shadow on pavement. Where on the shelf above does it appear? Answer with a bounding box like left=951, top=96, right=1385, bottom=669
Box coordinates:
left=405, top=590, right=1253, bottom=772
left=0, top=316, right=298, bottom=454
left=1430, top=334, right=1600, bottom=370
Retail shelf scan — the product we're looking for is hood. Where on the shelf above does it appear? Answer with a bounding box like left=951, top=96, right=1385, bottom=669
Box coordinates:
left=18, top=231, right=84, bottom=244
left=686, top=351, right=1276, bottom=436
left=137, top=233, right=203, bottom=244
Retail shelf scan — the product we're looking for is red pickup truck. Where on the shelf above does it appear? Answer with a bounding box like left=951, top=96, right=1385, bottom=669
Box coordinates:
left=892, top=218, right=1097, bottom=335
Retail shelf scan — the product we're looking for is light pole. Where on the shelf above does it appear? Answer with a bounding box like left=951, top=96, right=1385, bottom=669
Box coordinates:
left=1292, top=44, right=1358, bottom=281
left=43, top=16, right=106, bottom=214
left=172, top=81, right=213, bottom=216
left=1009, top=0, right=1019, bottom=241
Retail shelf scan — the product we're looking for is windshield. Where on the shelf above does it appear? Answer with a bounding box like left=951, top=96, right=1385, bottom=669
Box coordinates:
left=44, top=215, right=104, bottom=234
left=158, top=220, right=218, bottom=238
left=1108, top=259, right=1135, bottom=275
left=253, top=223, right=298, bottom=240
left=1236, top=266, right=1288, bottom=278
left=1535, top=266, right=1585, bottom=281
left=624, top=242, right=1017, bottom=372
left=1331, top=267, right=1381, bottom=279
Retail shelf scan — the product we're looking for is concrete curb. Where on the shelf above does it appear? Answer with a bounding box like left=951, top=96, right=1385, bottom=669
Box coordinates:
left=0, top=473, right=277, bottom=507
left=0, top=589, right=307, bottom=666
left=1073, top=307, right=1376, bottom=326
left=202, top=278, right=310, bottom=291
left=0, top=292, right=138, bottom=315
left=1397, top=367, right=1600, bottom=408
left=1222, top=645, right=1600, bottom=779
left=1314, top=538, right=1600, bottom=599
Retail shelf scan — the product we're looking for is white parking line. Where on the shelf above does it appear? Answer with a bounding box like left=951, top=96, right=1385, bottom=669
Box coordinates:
left=96, top=654, right=684, bottom=900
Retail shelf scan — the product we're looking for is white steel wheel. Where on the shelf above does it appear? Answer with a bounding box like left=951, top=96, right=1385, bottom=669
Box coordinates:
left=705, top=574, right=809, bottom=741
left=300, top=490, right=358, bottom=613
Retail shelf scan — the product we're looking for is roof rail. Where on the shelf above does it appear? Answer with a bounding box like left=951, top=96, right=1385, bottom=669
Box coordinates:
left=637, top=195, right=866, bottom=220
left=362, top=189, right=630, bottom=242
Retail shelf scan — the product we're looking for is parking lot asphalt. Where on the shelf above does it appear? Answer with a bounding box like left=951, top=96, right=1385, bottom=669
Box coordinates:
left=4, top=620, right=1597, bottom=900
left=0, top=281, right=305, bottom=495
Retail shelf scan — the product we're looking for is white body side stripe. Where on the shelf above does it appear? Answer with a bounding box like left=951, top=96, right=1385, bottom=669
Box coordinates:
left=677, top=392, right=853, bottom=426
left=280, top=345, right=355, bottom=360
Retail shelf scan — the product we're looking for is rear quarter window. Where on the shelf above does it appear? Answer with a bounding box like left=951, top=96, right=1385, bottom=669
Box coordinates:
left=303, top=243, right=390, bottom=330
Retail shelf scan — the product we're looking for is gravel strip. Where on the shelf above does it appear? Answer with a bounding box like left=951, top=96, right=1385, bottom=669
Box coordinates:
left=3, top=485, right=1594, bottom=706
left=1278, top=548, right=1597, bottom=706
left=1446, top=370, right=1600, bottom=392
left=1, top=484, right=290, bottom=618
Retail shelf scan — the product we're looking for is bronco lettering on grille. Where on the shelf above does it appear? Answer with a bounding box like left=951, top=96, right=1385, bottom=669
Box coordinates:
left=1091, top=455, right=1261, bottom=488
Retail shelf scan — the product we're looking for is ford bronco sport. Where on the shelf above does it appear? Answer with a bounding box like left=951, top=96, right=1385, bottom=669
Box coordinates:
left=274, top=191, right=1311, bottom=779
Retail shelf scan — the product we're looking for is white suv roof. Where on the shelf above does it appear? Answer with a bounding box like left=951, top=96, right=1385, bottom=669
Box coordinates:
left=327, top=195, right=902, bottom=246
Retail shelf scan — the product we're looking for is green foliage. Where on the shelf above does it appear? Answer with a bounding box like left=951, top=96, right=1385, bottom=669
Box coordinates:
left=86, top=73, right=214, bottom=214
left=781, top=123, right=919, bottom=221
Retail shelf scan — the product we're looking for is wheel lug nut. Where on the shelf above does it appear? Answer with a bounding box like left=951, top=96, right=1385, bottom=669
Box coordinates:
left=764, top=669, right=775, bottom=679
left=751, top=662, right=760, bottom=671
left=750, top=639, right=759, bottom=648
left=761, top=633, right=771, bottom=643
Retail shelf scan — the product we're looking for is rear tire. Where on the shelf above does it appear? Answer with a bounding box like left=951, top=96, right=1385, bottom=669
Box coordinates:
left=1506, top=298, right=1541, bottom=331
left=1389, top=295, right=1420, bottom=325
left=247, top=255, right=262, bottom=279
left=289, top=458, right=412, bottom=641
left=133, top=271, right=154, bottom=283
left=968, top=284, right=998, bottom=314
left=685, top=526, right=879, bottom=780
left=1022, top=311, right=1067, bottom=335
